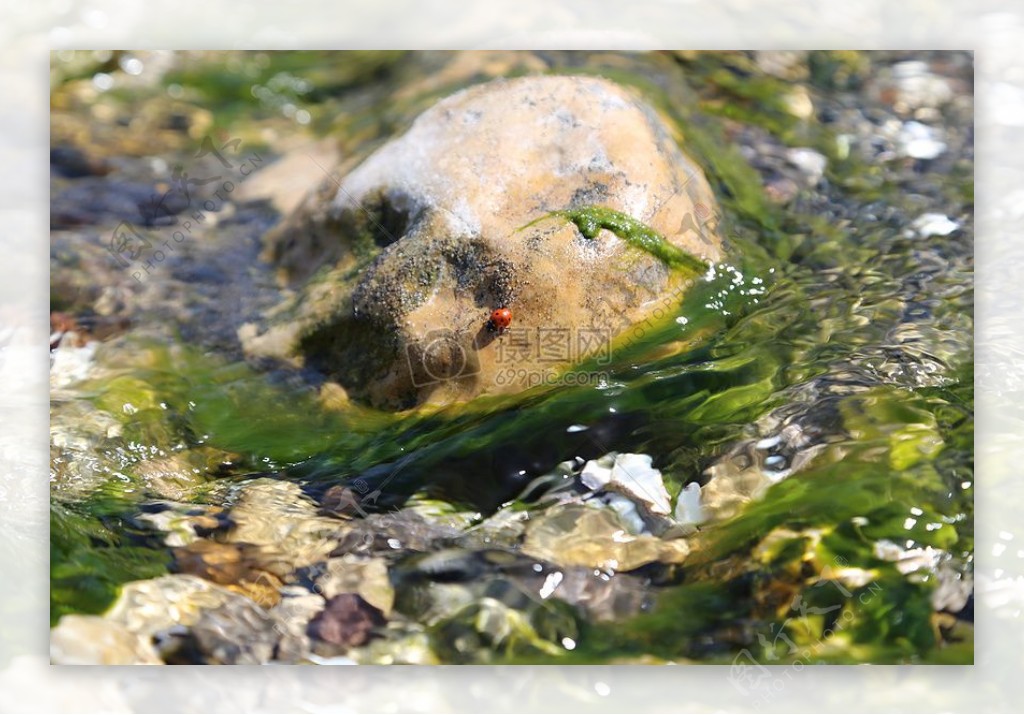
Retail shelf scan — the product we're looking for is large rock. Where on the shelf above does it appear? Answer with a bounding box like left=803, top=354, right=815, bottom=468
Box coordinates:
left=246, top=75, right=724, bottom=409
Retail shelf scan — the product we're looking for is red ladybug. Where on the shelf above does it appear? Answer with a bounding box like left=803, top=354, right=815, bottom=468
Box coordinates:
left=486, top=307, right=512, bottom=335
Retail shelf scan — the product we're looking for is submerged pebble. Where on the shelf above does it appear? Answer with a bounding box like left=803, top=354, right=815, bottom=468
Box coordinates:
left=50, top=615, right=162, bottom=665
left=185, top=596, right=280, bottom=665
left=308, top=594, right=386, bottom=654
left=911, top=212, right=960, bottom=238
left=898, top=120, right=947, bottom=160
left=522, top=503, right=689, bottom=572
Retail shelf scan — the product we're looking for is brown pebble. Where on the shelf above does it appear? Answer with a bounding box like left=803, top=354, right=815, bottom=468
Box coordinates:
left=307, top=593, right=384, bottom=648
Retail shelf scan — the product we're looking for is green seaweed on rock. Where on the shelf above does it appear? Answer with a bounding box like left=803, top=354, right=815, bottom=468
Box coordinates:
left=518, top=205, right=710, bottom=274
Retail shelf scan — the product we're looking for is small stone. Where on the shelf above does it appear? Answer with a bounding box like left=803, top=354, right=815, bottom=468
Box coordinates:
left=188, top=597, right=280, bottom=664
left=390, top=546, right=651, bottom=626
left=763, top=177, right=800, bottom=205
left=50, top=145, right=111, bottom=178
left=50, top=615, right=162, bottom=665
left=173, top=539, right=250, bottom=582
left=308, top=593, right=385, bottom=653
left=132, top=502, right=228, bottom=547
left=580, top=453, right=672, bottom=516
left=318, top=380, right=350, bottom=410
left=785, top=148, right=827, bottom=185
left=312, top=555, right=394, bottom=616
left=783, top=86, right=814, bottom=120
left=227, top=478, right=346, bottom=567
left=590, top=491, right=646, bottom=535
left=889, top=61, right=954, bottom=112
left=911, top=213, right=960, bottom=238
left=754, top=51, right=809, bottom=80
left=173, top=539, right=286, bottom=608
left=898, top=121, right=947, bottom=160
left=873, top=539, right=942, bottom=575
left=549, top=568, right=651, bottom=622
left=700, top=422, right=829, bottom=523
left=522, top=504, right=688, bottom=572
left=455, top=506, right=530, bottom=550
left=330, top=506, right=461, bottom=555
left=49, top=340, right=97, bottom=389
left=105, top=574, right=261, bottom=638
left=673, top=482, right=705, bottom=528
left=269, top=588, right=325, bottom=663
left=320, top=485, right=369, bottom=518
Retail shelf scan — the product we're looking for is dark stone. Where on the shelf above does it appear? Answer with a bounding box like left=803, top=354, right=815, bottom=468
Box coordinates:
left=307, top=593, right=385, bottom=652
left=51, top=178, right=190, bottom=228
left=51, top=145, right=110, bottom=178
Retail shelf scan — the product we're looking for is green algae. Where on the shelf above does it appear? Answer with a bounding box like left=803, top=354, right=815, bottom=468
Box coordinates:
left=519, top=205, right=709, bottom=275
left=50, top=501, right=170, bottom=626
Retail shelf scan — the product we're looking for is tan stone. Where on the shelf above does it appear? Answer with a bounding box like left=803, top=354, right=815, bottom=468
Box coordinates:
left=50, top=615, right=162, bottom=665
left=172, top=540, right=285, bottom=608
left=314, top=554, right=395, bottom=616
left=522, top=504, right=689, bottom=572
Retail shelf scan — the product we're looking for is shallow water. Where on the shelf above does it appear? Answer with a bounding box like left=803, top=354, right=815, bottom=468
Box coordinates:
left=50, top=51, right=973, bottom=664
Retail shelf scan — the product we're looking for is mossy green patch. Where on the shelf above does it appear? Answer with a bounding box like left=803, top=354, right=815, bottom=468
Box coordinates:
left=50, top=501, right=170, bottom=625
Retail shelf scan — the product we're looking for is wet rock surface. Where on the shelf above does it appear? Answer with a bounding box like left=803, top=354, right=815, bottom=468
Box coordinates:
left=308, top=555, right=394, bottom=615
left=268, top=586, right=324, bottom=662
left=246, top=75, right=725, bottom=409
left=103, top=575, right=259, bottom=638
left=224, top=478, right=348, bottom=567
left=521, top=504, right=689, bottom=572
left=172, top=540, right=286, bottom=608
left=180, top=596, right=281, bottom=665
